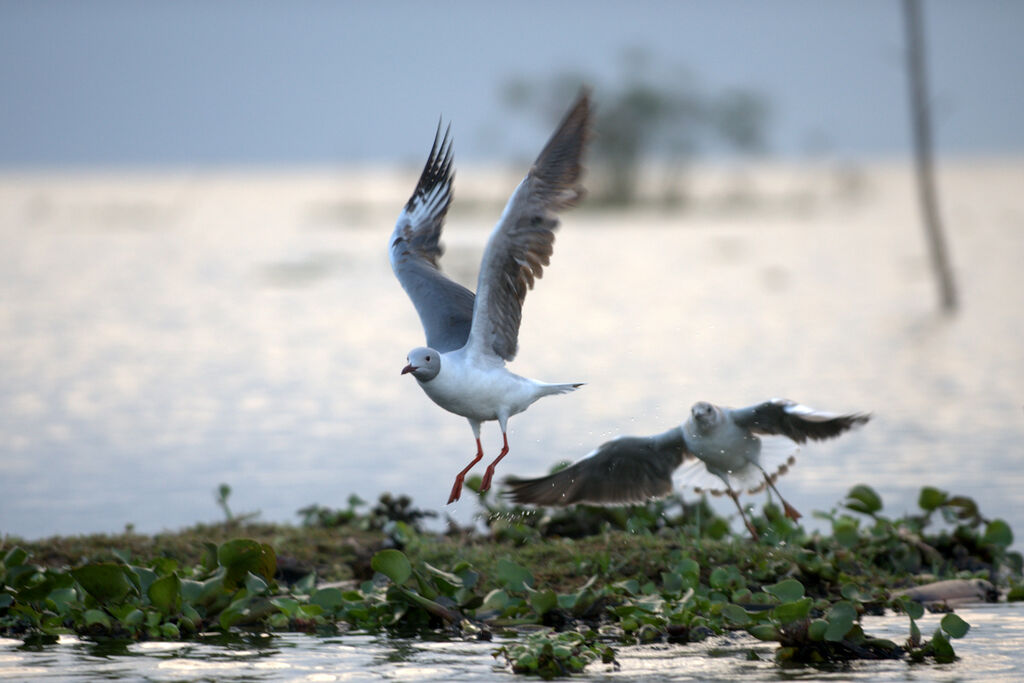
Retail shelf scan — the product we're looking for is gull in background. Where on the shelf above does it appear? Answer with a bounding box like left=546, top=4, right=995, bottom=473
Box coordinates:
left=504, top=398, right=870, bottom=539
left=390, top=90, right=591, bottom=504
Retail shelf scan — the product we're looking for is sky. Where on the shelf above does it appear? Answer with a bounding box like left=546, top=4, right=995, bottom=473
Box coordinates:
left=1, top=0, right=1023, bottom=168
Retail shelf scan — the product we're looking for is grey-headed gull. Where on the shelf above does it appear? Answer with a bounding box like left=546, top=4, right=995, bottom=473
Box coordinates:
left=390, top=90, right=591, bottom=504
left=503, top=399, right=870, bottom=539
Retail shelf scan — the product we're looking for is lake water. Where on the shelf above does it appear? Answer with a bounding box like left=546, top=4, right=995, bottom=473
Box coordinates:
left=1, top=160, right=1023, bottom=540
left=2, top=603, right=1023, bottom=681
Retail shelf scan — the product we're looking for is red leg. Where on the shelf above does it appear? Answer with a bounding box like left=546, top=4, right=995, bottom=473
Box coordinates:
left=479, top=432, right=510, bottom=493
left=448, top=438, right=484, bottom=504
left=763, top=474, right=802, bottom=521
left=729, top=490, right=760, bottom=541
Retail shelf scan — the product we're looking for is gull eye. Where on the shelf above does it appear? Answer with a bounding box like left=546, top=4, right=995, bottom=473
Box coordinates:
left=425, top=355, right=431, bottom=362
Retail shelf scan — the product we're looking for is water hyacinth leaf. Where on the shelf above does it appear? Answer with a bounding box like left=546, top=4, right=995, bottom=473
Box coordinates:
left=218, top=540, right=276, bottom=589
left=824, top=601, right=857, bottom=641
left=764, top=578, right=804, bottom=603
left=423, top=562, right=463, bottom=589
left=747, top=624, right=779, bottom=641
left=832, top=517, right=860, bottom=548
left=147, top=574, right=181, bottom=615
left=661, top=571, right=684, bottom=594
left=918, top=486, right=947, bottom=512
left=370, top=549, right=412, bottom=586
left=844, top=484, right=882, bottom=515
left=310, top=587, right=344, bottom=611
left=483, top=589, right=509, bottom=610
left=721, top=602, right=750, bottom=626
left=245, top=572, right=270, bottom=596
left=4, top=547, right=29, bottom=568
left=83, top=608, right=111, bottom=629
left=808, top=618, right=829, bottom=641
left=983, top=519, right=1013, bottom=548
left=930, top=628, right=955, bottom=663
left=496, top=558, right=533, bottom=592
left=529, top=588, right=558, bottom=616
left=71, top=564, right=136, bottom=604
left=897, top=595, right=925, bottom=620
left=179, top=579, right=203, bottom=604
left=943, top=496, right=979, bottom=522
left=772, top=596, right=813, bottom=624
left=940, top=613, right=970, bottom=639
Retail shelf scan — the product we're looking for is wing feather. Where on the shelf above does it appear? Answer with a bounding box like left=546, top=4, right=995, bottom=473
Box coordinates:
left=467, top=89, right=591, bottom=360
left=730, top=399, right=870, bottom=444
left=389, top=122, right=475, bottom=352
left=503, top=429, right=687, bottom=507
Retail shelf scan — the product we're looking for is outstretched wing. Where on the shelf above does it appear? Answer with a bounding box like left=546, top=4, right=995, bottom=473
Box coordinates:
left=389, top=122, right=475, bottom=353
left=729, top=398, right=870, bottom=444
left=503, top=430, right=687, bottom=507
left=466, top=89, right=591, bottom=361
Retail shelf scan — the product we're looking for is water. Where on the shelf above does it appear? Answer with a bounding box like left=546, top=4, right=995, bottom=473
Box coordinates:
left=1, top=161, right=1023, bottom=540
left=2, top=603, right=1023, bottom=681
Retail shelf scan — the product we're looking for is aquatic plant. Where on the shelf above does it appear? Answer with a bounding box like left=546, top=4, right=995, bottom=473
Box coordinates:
left=2, top=484, right=1019, bottom=677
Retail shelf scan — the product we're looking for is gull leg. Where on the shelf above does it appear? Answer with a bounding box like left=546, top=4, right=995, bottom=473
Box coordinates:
left=728, top=489, right=760, bottom=541
left=479, top=432, right=510, bottom=493
left=448, top=437, right=484, bottom=504
left=762, top=473, right=801, bottom=521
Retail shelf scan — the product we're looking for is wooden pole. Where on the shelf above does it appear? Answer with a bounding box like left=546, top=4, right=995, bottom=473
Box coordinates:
left=903, top=0, right=957, bottom=312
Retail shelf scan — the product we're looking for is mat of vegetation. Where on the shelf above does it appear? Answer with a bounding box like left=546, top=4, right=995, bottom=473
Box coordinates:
left=3, top=482, right=1022, bottom=678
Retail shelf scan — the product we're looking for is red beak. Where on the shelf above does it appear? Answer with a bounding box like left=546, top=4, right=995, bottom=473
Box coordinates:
left=401, top=364, right=416, bottom=375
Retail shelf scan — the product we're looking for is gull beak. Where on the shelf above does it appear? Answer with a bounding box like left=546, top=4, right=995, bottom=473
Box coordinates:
left=401, top=364, right=416, bottom=375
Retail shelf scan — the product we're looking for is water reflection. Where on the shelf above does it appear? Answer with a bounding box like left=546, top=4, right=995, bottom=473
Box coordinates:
left=2, top=604, right=1023, bottom=680
left=0, top=163, right=1022, bottom=540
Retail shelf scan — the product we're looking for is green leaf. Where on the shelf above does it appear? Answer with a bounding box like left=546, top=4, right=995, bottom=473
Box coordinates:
left=217, top=540, right=276, bottom=589
left=370, top=549, right=412, bottom=585
left=771, top=596, right=812, bottom=624
left=747, top=624, right=779, bottom=641
left=940, top=613, right=970, bottom=639
left=897, top=595, right=925, bottom=620
left=528, top=589, right=557, bottom=616
left=808, top=618, right=829, bottom=641
left=310, top=587, right=345, bottom=611
left=844, top=484, right=882, bottom=515
left=918, top=486, right=947, bottom=512
left=71, top=564, right=136, bottom=605
left=83, top=608, right=111, bottom=628
left=824, top=601, right=857, bottom=641
left=496, top=558, right=533, bottom=592
left=721, top=603, right=750, bottom=626
left=930, top=628, right=956, bottom=663
left=3, top=547, right=28, bottom=568
left=763, top=578, right=804, bottom=603
left=147, top=574, right=181, bottom=615
left=832, top=517, right=860, bottom=548
left=983, top=519, right=1013, bottom=548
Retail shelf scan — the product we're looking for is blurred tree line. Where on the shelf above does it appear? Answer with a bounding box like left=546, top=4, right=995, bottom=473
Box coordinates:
left=501, top=49, right=771, bottom=206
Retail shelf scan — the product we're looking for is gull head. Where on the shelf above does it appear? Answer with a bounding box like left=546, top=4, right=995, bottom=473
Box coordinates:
left=401, top=346, right=441, bottom=381
left=689, top=401, right=722, bottom=431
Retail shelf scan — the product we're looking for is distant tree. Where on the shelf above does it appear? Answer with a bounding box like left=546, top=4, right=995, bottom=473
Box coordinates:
left=501, top=50, right=770, bottom=206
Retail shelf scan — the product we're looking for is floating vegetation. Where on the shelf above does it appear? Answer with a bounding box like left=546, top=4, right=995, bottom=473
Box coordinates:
left=1, top=484, right=1020, bottom=677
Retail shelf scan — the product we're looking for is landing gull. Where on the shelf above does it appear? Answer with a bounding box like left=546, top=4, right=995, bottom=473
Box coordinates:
left=503, top=398, right=870, bottom=539
left=390, top=90, right=591, bottom=504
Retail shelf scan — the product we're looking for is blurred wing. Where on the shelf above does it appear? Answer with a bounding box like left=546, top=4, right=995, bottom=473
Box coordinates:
left=729, top=398, right=870, bottom=444
left=466, top=89, right=591, bottom=361
left=502, top=433, right=685, bottom=507
left=389, top=122, right=475, bottom=353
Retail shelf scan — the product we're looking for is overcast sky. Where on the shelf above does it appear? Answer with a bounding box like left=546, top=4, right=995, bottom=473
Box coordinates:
left=2, top=0, right=1022, bottom=168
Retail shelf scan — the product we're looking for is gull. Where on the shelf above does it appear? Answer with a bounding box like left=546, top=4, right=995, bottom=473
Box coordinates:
left=390, top=90, right=591, bottom=504
left=503, top=398, right=870, bottom=539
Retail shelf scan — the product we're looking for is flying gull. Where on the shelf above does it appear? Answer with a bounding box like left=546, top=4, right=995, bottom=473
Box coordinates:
left=390, top=90, right=591, bottom=504
left=504, top=398, right=869, bottom=539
